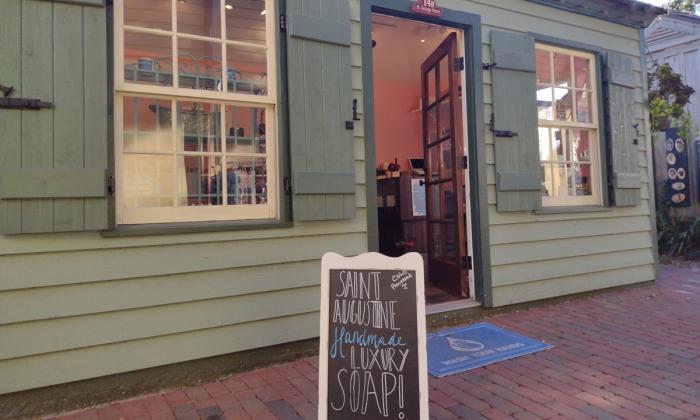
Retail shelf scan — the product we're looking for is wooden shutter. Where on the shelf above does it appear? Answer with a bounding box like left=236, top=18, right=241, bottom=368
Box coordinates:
left=490, top=31, right=542, bottom=212
left=0, top=0, right=108, bottom=234
left=286, top=0, right=355, bottom=221
left=604, top=51, right=641, bottom=207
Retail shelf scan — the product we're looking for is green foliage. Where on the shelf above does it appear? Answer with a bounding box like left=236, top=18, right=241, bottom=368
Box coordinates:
left=657, top=215, right=700, bottom=257
left=648, top=63, right=695, bottom=132
left=665, top=0, right=700, bottom=14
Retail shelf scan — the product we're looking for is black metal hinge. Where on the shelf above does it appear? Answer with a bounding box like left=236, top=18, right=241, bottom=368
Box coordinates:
left=453, top=57, right=465, bottom=72
left=279, top=14, right=286, bottom=32
left=107, top=175, right=115, bottom=197
left=461, top=156, right=469, bottom=170
left=0, top=97, right=53, bottom=110
left=461, top=255, right=473, bottom=270
left=482, top=62, right=497, bottom=70
left=489, top=113, right=518, bottom=138
left=283, top=176, right=292, bottom=194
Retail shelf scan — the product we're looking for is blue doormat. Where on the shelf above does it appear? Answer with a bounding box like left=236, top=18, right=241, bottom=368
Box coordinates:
left=427, top=322, right=552, bottom=377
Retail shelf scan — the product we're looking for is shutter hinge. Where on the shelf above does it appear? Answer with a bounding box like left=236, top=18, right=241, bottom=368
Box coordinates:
left=461, top=255, right=473, bottom=270
left=107, top=175, right=115, bottom=197
left=0, top=97, right=53, bottom=110
left=489, top=113, right=518, bottom=138
left=482, top=62, right=497, bottom=70
left=279, top=14, right=287, bottom=33
left=453, top=57, right=465, bottom=72
left=284, top=176, right=292, bottom=194
left=461, top=156, right=469, bottom=170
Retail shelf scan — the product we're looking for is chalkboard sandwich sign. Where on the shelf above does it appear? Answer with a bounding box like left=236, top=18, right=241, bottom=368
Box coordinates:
left=318, top=252, right=429, bottom=420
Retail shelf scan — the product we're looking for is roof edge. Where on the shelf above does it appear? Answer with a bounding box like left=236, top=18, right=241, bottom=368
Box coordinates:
left=526, top=0, right=666, bottom=28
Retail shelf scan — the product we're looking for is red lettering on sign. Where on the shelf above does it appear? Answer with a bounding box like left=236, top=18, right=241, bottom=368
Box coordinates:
left=411, top=0, right=443, bottom=17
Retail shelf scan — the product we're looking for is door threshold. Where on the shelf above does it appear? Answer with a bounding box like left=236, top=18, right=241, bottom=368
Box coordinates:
left=426, top=298, right=481, bottom=315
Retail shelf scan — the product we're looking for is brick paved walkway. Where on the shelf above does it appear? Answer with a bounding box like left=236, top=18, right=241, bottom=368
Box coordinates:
left=49, top=265, right=700, bottom=420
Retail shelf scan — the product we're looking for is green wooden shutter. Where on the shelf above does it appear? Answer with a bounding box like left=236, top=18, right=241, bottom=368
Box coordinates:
left=490, top=31, right=542, bottom=212
left=604, top=51, right=641, bottom=207
left=0, top=0, right=108, bottom=234
left=286, top=0, right=355, bottom=221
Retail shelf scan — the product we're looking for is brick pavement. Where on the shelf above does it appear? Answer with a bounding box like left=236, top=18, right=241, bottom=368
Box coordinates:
left=48, top=265, right=700, bottom=420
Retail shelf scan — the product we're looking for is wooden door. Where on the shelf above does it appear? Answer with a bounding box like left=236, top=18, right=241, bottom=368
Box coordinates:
left=421, top=33, right=468, bottom=297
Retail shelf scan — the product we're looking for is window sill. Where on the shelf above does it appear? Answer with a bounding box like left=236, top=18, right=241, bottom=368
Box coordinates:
left=101, top=219, right=292, bottom=238
left=534, top=205, right=612, bottom=215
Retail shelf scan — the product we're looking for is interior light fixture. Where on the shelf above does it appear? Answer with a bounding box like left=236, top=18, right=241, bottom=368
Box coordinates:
left=225, top=3, right=233, bottom=10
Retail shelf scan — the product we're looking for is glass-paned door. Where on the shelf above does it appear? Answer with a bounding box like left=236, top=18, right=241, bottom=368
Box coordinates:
left=422, top=33, right=468, bottom=297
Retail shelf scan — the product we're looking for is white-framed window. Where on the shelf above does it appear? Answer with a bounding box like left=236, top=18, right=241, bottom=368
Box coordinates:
left=536, top=44, right=602, bottom=207
left=114, top=0, right=278, bottom=224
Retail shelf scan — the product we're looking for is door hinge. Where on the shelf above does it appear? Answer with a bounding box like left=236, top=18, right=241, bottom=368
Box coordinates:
left=453, top=57, right=465, bottom=72
left=461, top=255, right=473, bottom=270
left=107, top=175, right=115, bottom=197
left=489, top=113, right=518, bottom=138
left=279, top=14, right=287, bottom=32
left=0, top=97, right=53, bottom=110
left=284, top=176, right=292, bottom=194
left=461, top=156, right=469, bottom=170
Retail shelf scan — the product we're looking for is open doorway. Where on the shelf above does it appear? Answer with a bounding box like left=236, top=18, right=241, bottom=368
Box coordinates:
left=371, top=14, right=477, bottom=310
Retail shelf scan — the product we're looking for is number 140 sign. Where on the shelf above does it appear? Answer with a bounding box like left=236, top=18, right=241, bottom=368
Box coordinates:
left=411, top=0, right=443, bottom=17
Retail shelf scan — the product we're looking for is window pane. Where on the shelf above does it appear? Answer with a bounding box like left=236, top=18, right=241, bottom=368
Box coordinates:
left=225, top=106, right=266, bottom=153
left=428, top=144, right=440, bottom=181
left=178, top=155, right=223, bottom=206
left=541, top=164, right=553, bottom=197
left=536, top=49, right=552, bottom=84
left=441, top=182, right=456, bottom=220
left=225, top=0, right=267, bottom=44
left=552, top=163, right=567, bottom=197
left=537, top=87, right=554, bottom=120
left=555, top=88, right=573, bottom=121
left=575, top=90, right=592, bottom=123
left=226, top=158, right=267, bottom=204
left=226, top=44, right=268, bottom=95
left=123, top=154, right=175, bottom=208
left=178, top=102, right=221, bottom=152
left=427, top=68, right=436, bottom=106
left=428, top=184, right=440, bottom=219
left=123, top=97, right=173, bottom=152
left=178, top=38, right=223, bottom=91
left=440, top=140, right=452, bottom=179
left=574, top=56, right=591, bottom=89
left=438, top=97, right=452, bottom=138
left=445, top=223, right=457, bottom=259
left=570, top=163, right=593, bottom=196
left=539, top=127, right=551, bottom=161
left=177, top=0, right=222, bottom=38
left=553, top=53, right=571, bottom=87
left=125, top=0, right=171, bottom=30
left=572, top=129, right=592, bottom=162
left=426, top=107, right=437, bottom=145
left=429, top=223, right=442, bottom=258
left=124, top=32, right=173, bottom=86
left=438, top=57, right=450, bottom=97
left=552, top=128, right=566, bottom=161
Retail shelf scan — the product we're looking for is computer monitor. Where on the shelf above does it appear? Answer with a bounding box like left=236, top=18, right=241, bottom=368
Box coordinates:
left=409, top=158, right=424, bottom=172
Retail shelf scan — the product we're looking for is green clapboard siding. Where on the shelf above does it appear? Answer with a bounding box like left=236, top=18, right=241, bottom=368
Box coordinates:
left=287, top=0, right=356, bottom=221
left=0, top=0, right=108, bottom=234
left=489, top=31, right=542, bottom=212
left=606, top=51, right=642, bottom=207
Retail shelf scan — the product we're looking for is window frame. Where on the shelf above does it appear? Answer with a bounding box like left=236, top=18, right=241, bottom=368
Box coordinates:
left=535, top=42, right=604, bottom=207
left=113, top=0, right=279, bottom=225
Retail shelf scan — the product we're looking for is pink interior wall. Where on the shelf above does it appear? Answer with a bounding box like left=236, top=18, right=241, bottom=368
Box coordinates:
left=373, top=79, right=424, bottom=171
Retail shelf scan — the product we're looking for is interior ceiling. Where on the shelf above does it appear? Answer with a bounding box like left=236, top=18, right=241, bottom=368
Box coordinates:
left=371, top=14, right=458, bottom=85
